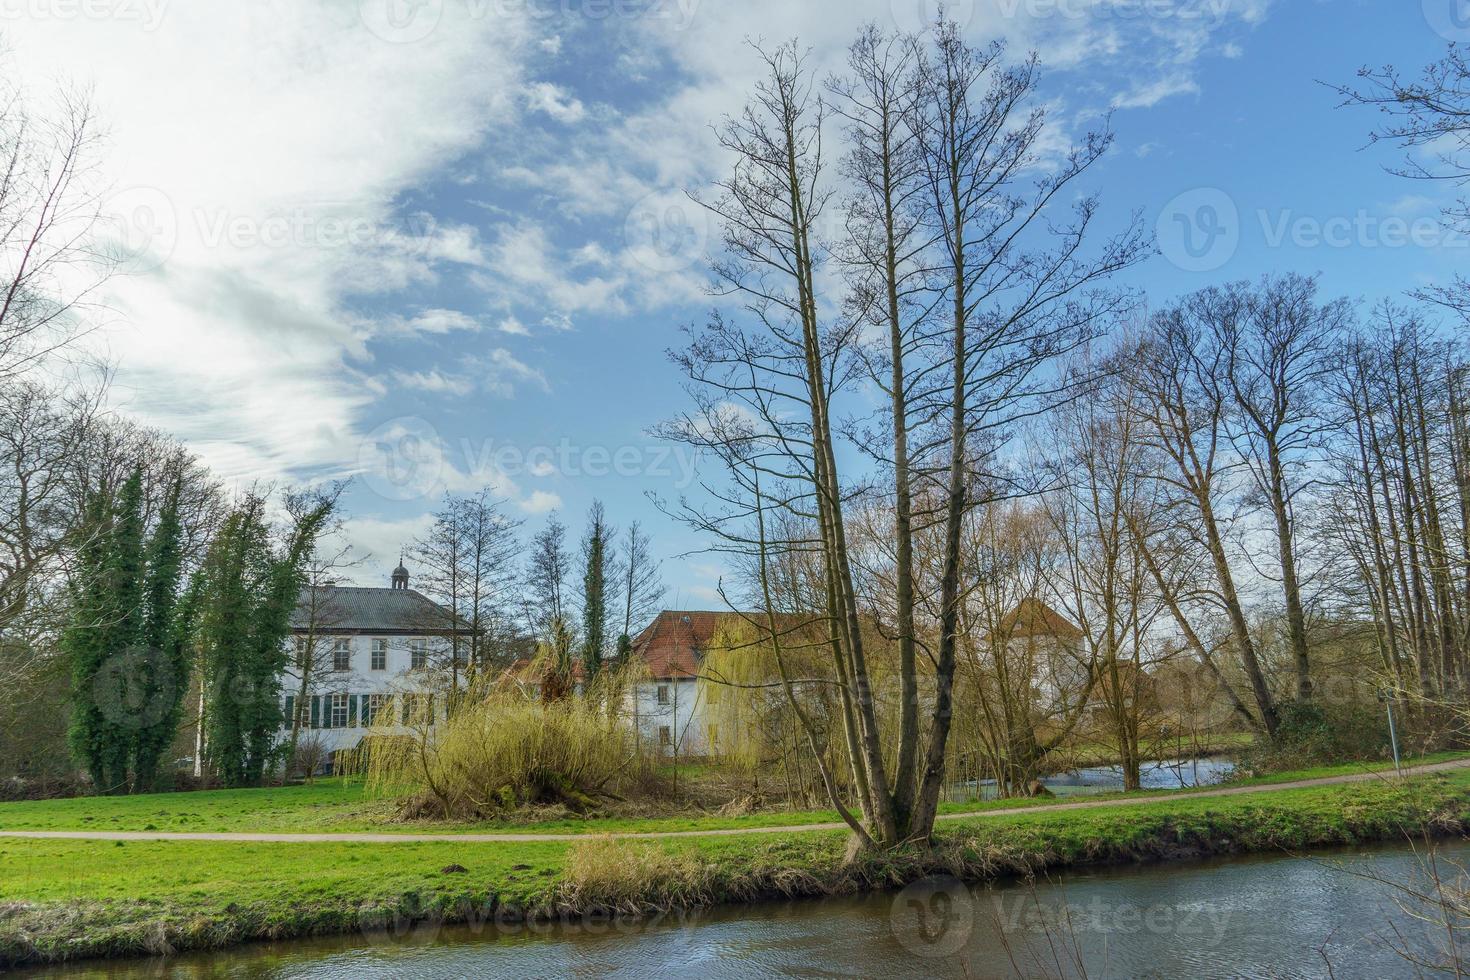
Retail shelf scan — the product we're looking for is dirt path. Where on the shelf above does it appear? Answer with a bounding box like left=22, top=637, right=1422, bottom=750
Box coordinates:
left=3, top=758, right=1466, bottom=845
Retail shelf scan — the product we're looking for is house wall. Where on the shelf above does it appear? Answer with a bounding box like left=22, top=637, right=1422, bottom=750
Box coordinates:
left=277, top=632, right=456, bottom=758
left=625, top=677, right=715, bottom=757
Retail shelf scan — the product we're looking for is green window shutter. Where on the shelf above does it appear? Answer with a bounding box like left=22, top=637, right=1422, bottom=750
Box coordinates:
left=349, top=695, right=359, bottom=728
left=284, top=696, right=295, bottom=730
left=309, top=695, right=320, bottom=729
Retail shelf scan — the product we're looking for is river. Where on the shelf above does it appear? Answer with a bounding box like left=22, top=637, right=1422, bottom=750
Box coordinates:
left=20, top=838, right=1466, bottom=979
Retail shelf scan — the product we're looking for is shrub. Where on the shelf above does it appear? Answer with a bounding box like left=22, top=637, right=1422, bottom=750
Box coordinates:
left=1234, top=698, right=1392, bottom=776
left=354, top=677, right=664, bottom=820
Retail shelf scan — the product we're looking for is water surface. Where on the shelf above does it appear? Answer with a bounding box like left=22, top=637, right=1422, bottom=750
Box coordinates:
left=22, top=838, right=1464, bottom=979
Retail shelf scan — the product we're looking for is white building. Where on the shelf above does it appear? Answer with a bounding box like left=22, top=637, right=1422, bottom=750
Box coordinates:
left=280, top=562, right=471, bottom=764
left=625, top=610, right=734, bottom=758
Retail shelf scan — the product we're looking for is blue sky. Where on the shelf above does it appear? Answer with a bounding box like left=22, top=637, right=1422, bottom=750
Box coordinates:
left=10, top=0, right=1463, bottom=604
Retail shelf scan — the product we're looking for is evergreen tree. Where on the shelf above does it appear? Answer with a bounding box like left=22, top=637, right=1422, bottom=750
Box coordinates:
left=131, top=478, right=188, bottom=789
left=64, top=492, right=118, bottom=791
left=579, top=501, right=611, bottom=681
left=68, top=467, right=148, bottom=793
left=197, top=493, right=332, bottom=787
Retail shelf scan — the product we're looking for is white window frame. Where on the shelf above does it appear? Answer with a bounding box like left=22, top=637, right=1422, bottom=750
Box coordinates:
left=364, top=693, right=386, bottom=726
left=656, top=684, right=670, bottom=705
left=330, top=692, right=348, bottom=728
left=332, top=638, right=351, bottom=672
left=409, top=638, right=428, bottom=670
left=370, top=638, right=387, bottom=671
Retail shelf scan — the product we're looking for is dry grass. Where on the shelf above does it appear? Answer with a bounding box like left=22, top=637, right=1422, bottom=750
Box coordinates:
left=353, top=679, right=665, bottom=820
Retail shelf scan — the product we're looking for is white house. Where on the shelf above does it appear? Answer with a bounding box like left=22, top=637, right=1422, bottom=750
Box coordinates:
left=624, top=610, right=736, bottom=758
left=280, top=561, right=471, bottom=764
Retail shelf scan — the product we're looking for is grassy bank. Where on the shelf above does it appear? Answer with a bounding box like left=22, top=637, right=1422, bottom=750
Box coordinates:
left=2, top=752, right=1463, bottom=838
left=2, top=769, right=1468, bottom=967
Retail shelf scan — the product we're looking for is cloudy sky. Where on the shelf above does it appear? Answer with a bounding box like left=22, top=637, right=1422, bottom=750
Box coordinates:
left=6, top=0, right=1463, bottom=600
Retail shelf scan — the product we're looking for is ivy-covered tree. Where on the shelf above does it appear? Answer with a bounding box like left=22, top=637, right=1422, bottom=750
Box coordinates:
left=64, top=491, right=125, bottom=792
left=66, top=467, right=149, bottom=793
left=131, top=477, right=189, bottom=789
left=197, top=493, right=332, bottom=787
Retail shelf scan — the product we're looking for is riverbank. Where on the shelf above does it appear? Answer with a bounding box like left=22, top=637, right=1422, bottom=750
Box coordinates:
left=3, top=766, right=1468, bottom=968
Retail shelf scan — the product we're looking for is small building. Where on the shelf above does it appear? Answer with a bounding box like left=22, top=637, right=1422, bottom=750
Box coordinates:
left=279, top=561, right=472, bottom=767
left=626, top=610, right=727, bottom=757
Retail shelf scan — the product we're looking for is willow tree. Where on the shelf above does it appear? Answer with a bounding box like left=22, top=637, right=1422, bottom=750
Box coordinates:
left=664, top=24, right=1143, bottom=849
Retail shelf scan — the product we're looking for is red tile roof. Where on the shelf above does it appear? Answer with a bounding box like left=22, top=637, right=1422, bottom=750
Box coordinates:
left=630, top=611, right=728, bottom=679
left=993, top=598, right=1082, bottom=641
left=630, top=610, right=819, bottom=679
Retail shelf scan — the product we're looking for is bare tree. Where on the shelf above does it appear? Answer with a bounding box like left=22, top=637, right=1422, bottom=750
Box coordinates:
left=615, top=520, right=665, bottom=656
left=1336, top=47, right=1470, bottom=318
left=1221, top=274, right=1350, bottom=702
left=283, top=483, right=356, bottom=765
left=664, top=25, right=1144, bottom=848
left=0, top=70, right=108, bottom=380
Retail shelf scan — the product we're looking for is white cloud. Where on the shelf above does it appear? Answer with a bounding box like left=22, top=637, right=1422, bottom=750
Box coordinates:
left=521, top=489, right=563, bottom=514
left=526, top=82, right=586, bottom=124
left=380, top=308, right=486, bottom=337
left=10, top=4, right=539, bottom=485
left=477, top=348, right=550, bottom=398
left=498, top=315, right=531, bottom=336
left=390, top=369, right=475, bottom=396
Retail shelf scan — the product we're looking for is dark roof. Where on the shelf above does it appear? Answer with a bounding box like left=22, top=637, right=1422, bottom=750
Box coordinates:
left=289, top=585, right=472, bottom=635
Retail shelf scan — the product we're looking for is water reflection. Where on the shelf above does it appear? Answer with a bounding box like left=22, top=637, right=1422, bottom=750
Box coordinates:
left=22, top=839, right=1463, bottom=979
left=956, top=755, right=1235, bottom=801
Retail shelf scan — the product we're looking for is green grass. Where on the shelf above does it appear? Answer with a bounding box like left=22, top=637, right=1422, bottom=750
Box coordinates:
left=1, top=750, right=1465, bottom=839
left=3, top=770, right=1468, bottom=967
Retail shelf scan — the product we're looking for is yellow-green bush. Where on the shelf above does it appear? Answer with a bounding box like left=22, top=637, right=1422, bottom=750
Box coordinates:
left=354, top=675, right=662, bottom=819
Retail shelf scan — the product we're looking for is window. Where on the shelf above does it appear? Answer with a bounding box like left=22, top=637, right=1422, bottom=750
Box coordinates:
left=294, top=636, right=308, bottom=658
left=330, top=692, right=348, bottom=728
left=363, top=693, right=386, bottom=726
left=332, top=639, right=351, bottom=672
left=371, top=639, right=387, bottom=671
left=409, top=638, right=428, bottom=670
left=656, top=684, right=670, bottom=705
left=658, top=725, right=672, bottom=746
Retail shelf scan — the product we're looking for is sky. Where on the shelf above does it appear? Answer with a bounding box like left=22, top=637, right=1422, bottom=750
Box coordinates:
left=5, top=0, right=1464, bottom=605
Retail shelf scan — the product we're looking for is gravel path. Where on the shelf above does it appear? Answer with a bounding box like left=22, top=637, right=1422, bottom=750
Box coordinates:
left=2, top=758, right=1464, bottom=845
